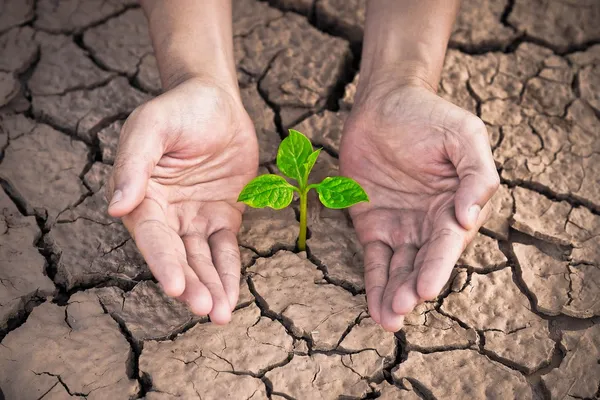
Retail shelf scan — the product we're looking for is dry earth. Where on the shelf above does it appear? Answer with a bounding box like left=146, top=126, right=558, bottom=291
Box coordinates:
left=0, top=0, right=599, bottom=399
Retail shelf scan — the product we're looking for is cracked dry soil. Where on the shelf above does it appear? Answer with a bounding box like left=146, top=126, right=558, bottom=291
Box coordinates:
left=0, top=0, right=599, bottom=399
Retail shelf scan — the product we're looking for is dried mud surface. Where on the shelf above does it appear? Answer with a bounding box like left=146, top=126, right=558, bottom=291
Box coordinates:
left=0, top=0, right=599, bottom=399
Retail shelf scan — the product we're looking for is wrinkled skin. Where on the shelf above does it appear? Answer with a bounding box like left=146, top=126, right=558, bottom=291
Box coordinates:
left=107, top=78, right=259, bottom=325
left=340, top=84, right=499, bottom=332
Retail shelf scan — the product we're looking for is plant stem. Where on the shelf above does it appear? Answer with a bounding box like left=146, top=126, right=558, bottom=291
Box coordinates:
left=298, top=189, right=308, bottom=251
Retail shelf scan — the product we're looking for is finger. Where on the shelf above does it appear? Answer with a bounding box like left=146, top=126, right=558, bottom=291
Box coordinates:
left=123, top=200, right=186, bottom=297
left=209, top=229, right=242, bottom=311
left=363, top=241, right=393, bottom=325
left=183, top=233, right=232, bottom=324
left=108, top=105, right=165, bottom=217
left=448, top=117, right=500, bottom=230
left=416, top=220, right=467, bottom=301
left=177, top=263, right=213, bottom=316
left=391, top=270, right=421, bottom=315
left=381, top=243, right=418, bottom=332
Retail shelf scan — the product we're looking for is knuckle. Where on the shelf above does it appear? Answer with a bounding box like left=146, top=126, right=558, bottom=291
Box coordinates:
left=421, top=256, right=446, bottom=267
left=187, top=251, right=212, bottom=266
left=113, top=149, right=154, bottom=176
left=388, top=265, right=413, bottom=282
left=463, top=115, right=487, bottom=137
left=217, top=247, right=240, bottom=264
left=112, top=153, right=129, bottom=171
left=202, top=281, right=225, bottom=293
left=184, top=230, right=208, bottom=241
left=136, top=218, right=164, bottom=230
left=364, top=261, right=387, bottom=275
left=135, top=101, right=168, bottom=134
left=130, top=100, right=160, bottom=123
left=365, top=284, right=385, bottom=294
left=435, top=227, right=461, bottom=238
left=486, top=173, right=501, bottom=192
left=218, top=271, right=240, bottom=283
left=476, top=170, right=501, bottom=198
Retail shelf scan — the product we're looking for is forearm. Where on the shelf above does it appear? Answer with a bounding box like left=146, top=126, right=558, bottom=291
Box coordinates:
left=358, top=0, right=459, bottom=96
left=140, top=0, right=237, bottom=93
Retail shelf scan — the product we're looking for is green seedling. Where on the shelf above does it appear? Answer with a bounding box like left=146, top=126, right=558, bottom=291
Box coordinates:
left=238, top=129, right=369, bottom=251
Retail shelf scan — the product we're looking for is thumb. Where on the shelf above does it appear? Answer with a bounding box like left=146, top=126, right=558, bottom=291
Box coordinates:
left=449, top=118, right=500, bottom=230
left=107, top=107, right=165, bottom=217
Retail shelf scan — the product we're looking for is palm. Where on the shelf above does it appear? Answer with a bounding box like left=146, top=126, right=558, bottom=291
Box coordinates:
left=110, top=80, right=258, bottom=324
left=340, top=85, right=497, bottom=332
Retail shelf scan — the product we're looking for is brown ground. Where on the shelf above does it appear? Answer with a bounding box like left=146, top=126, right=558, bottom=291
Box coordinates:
left=0, top=0, right=599, bottom=399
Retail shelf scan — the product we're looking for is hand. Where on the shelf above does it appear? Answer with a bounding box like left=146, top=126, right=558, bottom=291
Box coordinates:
left=107, top=78, right=258, bottom=324
left=340, top=83, right=499, bottom=332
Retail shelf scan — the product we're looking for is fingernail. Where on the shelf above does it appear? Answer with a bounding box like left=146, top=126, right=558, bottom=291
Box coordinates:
left=109, top=190, right=123, bottom=208
left=468, top=205, right=481, bottom=226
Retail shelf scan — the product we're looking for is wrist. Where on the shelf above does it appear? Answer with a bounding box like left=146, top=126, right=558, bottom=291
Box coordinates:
left=357, top=0, right=459, bottom=106
left=142, top=0, right=237, bottom=93
left=167, top=75, right=243, bottom=107
left=354, top=62, right=437, bottom=109
left=162, top=66, right=239, bottom=97
left=152, top=35, right=238, bottom=94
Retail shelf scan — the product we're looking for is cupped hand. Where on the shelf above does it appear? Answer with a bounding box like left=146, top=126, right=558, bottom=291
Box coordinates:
left=107, top=78, right=259, bottom=324
left=340, top=83, right=499, bottom=332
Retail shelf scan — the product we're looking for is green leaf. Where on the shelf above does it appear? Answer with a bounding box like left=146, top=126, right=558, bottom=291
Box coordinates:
left=314, top=176, right=369, bottom=209
left=303, top=148, right=321, bottom=184
left=237, top=174, right=295, bottom=210
left=277, top=129, right=313, bottom=185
